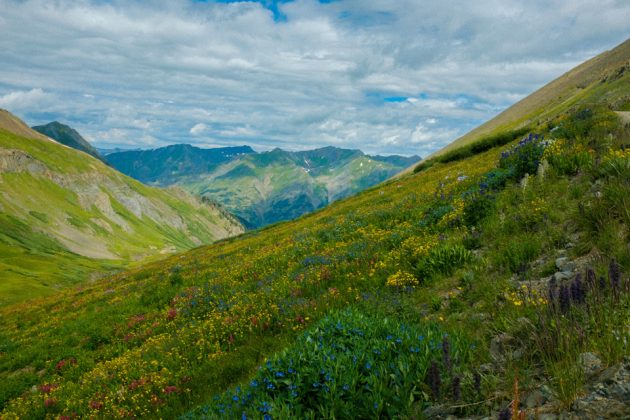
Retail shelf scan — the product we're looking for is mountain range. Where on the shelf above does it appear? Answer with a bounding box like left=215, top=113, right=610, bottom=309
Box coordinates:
left=105, top=144, right=419, bottom=228
left=1, top=37, right=630, bottom=420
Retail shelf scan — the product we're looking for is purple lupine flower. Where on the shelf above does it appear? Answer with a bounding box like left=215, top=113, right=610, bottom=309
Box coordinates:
left=498, top=406, right=512, bottom=420
left=442, top=336, right=452, bottom=374
left=609, top=258, right=621, bottom=296
left=452, top=375, right=461, bottom=401
left=426, top=360, right=441, bottom=400
left=570, top=274, right=586, bottom=304
left=559, top=283, right=571, bottom=313
left=586, top=267, right=597, bottom=290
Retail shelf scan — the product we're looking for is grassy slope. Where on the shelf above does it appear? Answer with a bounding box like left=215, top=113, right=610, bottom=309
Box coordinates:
left=0, top=122, right=243, bottom=305
left=1, top=43, right=629, bottom=418
left=396, top=37, right=630, bottom=178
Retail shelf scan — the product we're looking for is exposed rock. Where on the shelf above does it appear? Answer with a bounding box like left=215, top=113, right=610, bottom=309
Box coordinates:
left=580, top=352, right=603, bottom=377
left=524, top=389, right=547, bottom=408
left=489, top=333, right=516, bottom=362
left=553, top=271, right=573, bottom=282
left=555, top=257, right=576, bottom=272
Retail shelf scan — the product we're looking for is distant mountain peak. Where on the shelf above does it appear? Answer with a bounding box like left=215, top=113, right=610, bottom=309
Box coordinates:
left=32, top=121, right=103, bottom=161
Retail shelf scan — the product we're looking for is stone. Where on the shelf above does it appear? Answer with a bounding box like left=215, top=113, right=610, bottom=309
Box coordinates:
left=553, top=271, right=572, bottom=282
left=525, top=389, right=547, bottom=408
left=555, top=257, right=576, bottom=272
left=580, top=352, right=602, bottom=377
left=490, top=333, right=514, bottom=361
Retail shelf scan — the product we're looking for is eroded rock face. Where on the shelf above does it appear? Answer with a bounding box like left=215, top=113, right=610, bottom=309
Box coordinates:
left=570, top=357, right=630, bottom=419
left=0, top=149, right=46, bottom=174
left=0, top=146, right=244, bottom=259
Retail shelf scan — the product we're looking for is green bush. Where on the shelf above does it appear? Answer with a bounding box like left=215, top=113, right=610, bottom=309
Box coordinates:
left=415, top=245, right=474, bottom=280
left=186, top=308, right=474, bottom=419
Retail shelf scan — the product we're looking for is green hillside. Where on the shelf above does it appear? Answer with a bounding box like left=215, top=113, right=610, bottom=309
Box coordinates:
left=1, top=40, right=630, bottom=419
left=0, top=112, right=244, bottom=305
left=108, top=144, right=419, bottom=228
left=32, top=121, right=104, bottom=161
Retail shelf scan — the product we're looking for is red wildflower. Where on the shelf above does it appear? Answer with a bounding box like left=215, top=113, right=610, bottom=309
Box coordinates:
left=89, top=400, right=104, bottom=410
left=228, top=334, right=235, bottom=344
left=44, top=398, right=56, bottom=408
left=163, top=386, right=179, bottom=394
left=38, top=383, right=58, bottom=393
left=166, top=308, right=177, bottom=320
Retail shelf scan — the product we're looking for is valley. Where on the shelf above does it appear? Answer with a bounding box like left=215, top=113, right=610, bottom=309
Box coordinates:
left=0, top=37, right=629, bottom=419
left=106, top=144, right=419, bottom=228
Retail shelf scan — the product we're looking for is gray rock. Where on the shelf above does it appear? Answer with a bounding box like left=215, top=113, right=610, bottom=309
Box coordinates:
left=489, top=333, right=514, bottom=361
left=525, top=389, right=547, bottom=408
left=580, top=352, right=602, bottom=377
left=555, top=257, right=576, bottom=272
left=553, top=271, right=573, bottom=282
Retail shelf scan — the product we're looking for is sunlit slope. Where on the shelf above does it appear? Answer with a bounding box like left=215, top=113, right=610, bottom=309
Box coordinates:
left=0, top=111, right=244, bottom=305
left=1, top=40, right=630, bottom=419
left=442, top=38, right=630, bottom=153
left=396, top=37, right=630, bottom=177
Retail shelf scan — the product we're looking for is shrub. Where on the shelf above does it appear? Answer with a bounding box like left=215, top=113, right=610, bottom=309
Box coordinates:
left=415, top=245, right=474, bottom=280
left=499, top=134, right=546, bottom=181
left=186, top=308, right=474, bottom=419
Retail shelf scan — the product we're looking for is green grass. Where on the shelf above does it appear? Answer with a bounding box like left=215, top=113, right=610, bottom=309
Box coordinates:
left=1, top=44, right=630, bottom=419
left=0, top=127, right=242, bottom=304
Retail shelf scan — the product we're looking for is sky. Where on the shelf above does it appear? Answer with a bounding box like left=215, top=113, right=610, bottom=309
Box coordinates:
left=1, top=1, right=629, bottom=156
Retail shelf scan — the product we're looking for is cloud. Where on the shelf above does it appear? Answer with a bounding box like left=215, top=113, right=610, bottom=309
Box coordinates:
left=0, top=88, right=52, bottom=110
left=190, top=123, right=207, bottom=136
left=0, top=0, right=629, bottom=155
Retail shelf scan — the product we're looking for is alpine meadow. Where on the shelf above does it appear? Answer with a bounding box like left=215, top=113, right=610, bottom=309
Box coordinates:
left=1, top=2, right=630, bottom=420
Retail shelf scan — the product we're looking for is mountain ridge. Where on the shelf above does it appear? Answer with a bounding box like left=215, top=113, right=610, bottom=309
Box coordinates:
left=106, top=143, right=419, bottom=228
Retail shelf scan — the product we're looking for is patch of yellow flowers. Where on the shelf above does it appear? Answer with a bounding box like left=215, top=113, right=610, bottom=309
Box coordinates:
left=386, top=270, right=419, bottom=288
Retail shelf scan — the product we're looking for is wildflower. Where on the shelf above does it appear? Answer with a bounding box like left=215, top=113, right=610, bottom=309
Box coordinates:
left=452, top=375, right=461, bottom=401
left=44, top=398, right=56, bottom=408
left=89, top=400, right=104, bottom=410
left=426, top=360, right=441, bottom=399
left=570, top=274, right=586, bottom=304
left=609, top=258, right=622, bottom=296
left=559, top=284, right=571, bottom=313
left=442, top=336, right=452, bottom=374
left=163, top=386, right=179, bottom=394
left=166, top=308, right=177, bottom=320
left=498, top=406, right=512, bottom=420
left=586, top=267, right=597, bottom=290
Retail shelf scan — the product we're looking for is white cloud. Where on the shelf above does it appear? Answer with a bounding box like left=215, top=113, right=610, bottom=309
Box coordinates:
left=0, top=0, right=628, bottom=155
left=0, top=88, right=51, bottom=110
left=189, top=123, right=207, bottom=136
